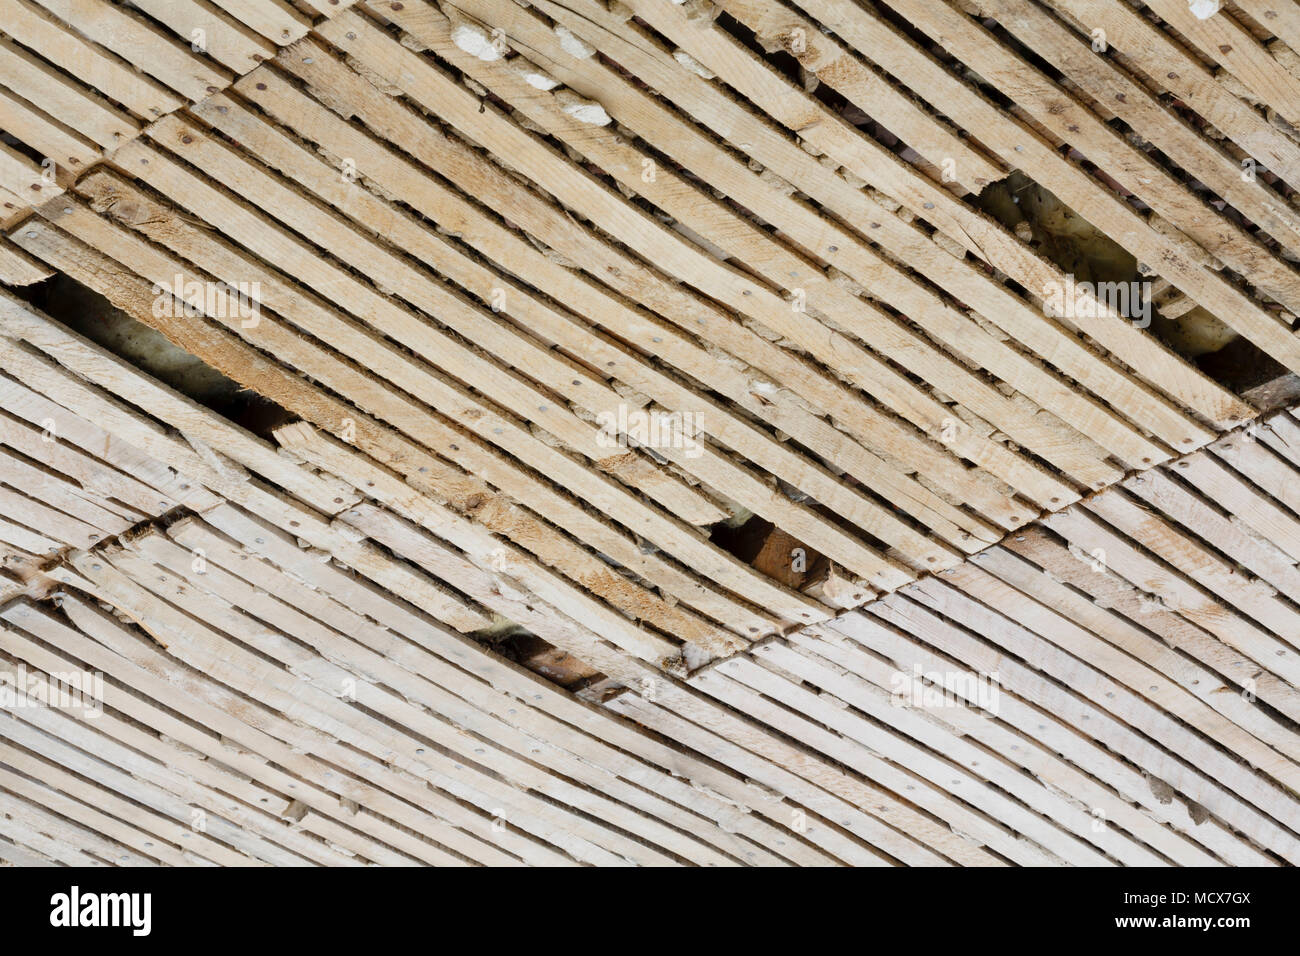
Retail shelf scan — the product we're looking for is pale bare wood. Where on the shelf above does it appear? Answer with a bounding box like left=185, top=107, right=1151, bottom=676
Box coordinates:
left=535, top=0, right=1247, bottom=437
left=147, top=523, right=742, bottom=866
left=0, top=770, right=168, bottom=866
left=0, top=835, right=58, bottom=866
left=0, top=83, right=99, bottom=172
left=207, top=0, right=313, bottom=45
left=32, top=587, right=538, bottom=866
left=973, top=542, right=1300, bottom=776
left=979, top=0, right=1300, bottom=267
left=30, top=0, right=232, bottom=101
left=397, top=2, right=1080, bottom=521
left=0, top=239, right=52, bottom=285
left=707, top=657, right=1089, bottom=865
left=0, top=290, right=351, bottom=515
left=892, top=566, right=1300, bottom=845
left=849, top=600, right=1275, bottom=865
left=165, top=515, right=790, bottom=865
left=698, top=0, right=1004, bottom=192
left=0, top=623, right=328, bottom=865
left=0, top=141, right=59, bottom=202
left=322, top=9, right=1116, bottom=533
left=82, top=546, right=638, bottom=866
left=1043, top=504, right=1300, bottom=689
left=1235, top=0, right=1300, bottom=59
left=0, top=445, right=136, bottom=530
left=0, top=513, right=62, bottom=554
left=1144, top=0, right=1300, bottom=123
left=1087, top=485, right=1300, bottom=641
left=278, top=422, right=731, bottom=662
left=126, top=0, right=274, bottom=73
left=0, top=408, right=169, bottom=518
left=204, top=77, right=972, bottom=572
left=1004, top=526, right=1300, bottom=726
left=1204, top=432, right=1300, bottom=559
left=689, top=0, right=1300, bottom=384
left=87, top=152, right=822, bottom=621
left=276, top=41, right=1099, bottom=521
left=25, top=198, right=783, bottom=635
left=190, top=501, right=832, bottom=865
left=0, top=745, right=229, bottom=866
left=1047, top=0, right=1300, bottom=180
left=784, top=624, right=1207, bottom=864
left=0, top=0, right=185, bottom=118
left=0, top=37, right=140, bottom=148
left=1124, top=465, right=1300, bottom=607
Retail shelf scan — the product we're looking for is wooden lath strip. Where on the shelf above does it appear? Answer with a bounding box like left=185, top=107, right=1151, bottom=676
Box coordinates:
left=0, top=444, right=139, bottom=531
left=0, top=408, right=179, bottom=519
left=0, top=753, right=213, bottom=866
left=0, top=0, right=186, bottom=119
left=203, top=0, right=313, bottom=47
left=106, top=533, right=689, bottom=866
left=1003, top=523, right=1300, bottom=731
left=932, top=0, right=1300, bottom=310
left=666, top=0, right=1006, bottom=194
left=63, top=551, right=604, bottom=864
left=274, top=37, right=1089, bottom=527
left=197, top=509, right=837, bottom=868
left=0, top=369, right=221, bottom=513
left=0, top=83, right=99, bottom=174
left=28, top=0, right=232, bottom=102
left=693, top=660, right=1080, bottom=864
left=1042, top=503, right=1300, bottom=688
left=73, top=155, right=729, bottom=534
left=147, top=520, right=750, bottom=866
left=0, top=239, right=53, bottom=285
left=871, top=570, right=1300, bottom=853
left=276, top=423, right=738, bottom=663
left=263, top=48, right=1043, bottom=566
left=1235, top=0, right=1300, bottom=59
left=718, top=650, right=1125, bottom=864
left=122, top=0, right=277, bottom=72
left=178, top=499, right=838, bottom=864
left=961, top=542, right=1300, bottom=786
left=0, top=628, right=354, bottom=866
left=0, top=288, right=772, bottom=650
left=0, top=37, right=139, bottom=149
left=0, top=299, right=514, bottom=638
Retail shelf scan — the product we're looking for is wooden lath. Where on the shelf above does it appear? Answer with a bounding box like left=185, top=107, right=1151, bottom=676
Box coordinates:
left=3, top=0, right=1300, bottom=867
left=0, top=295, right=914, bottom=866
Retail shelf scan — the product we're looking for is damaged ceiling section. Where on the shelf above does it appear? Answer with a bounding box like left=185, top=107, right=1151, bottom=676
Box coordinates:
left=1, top=0, right=1300, bottom=866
